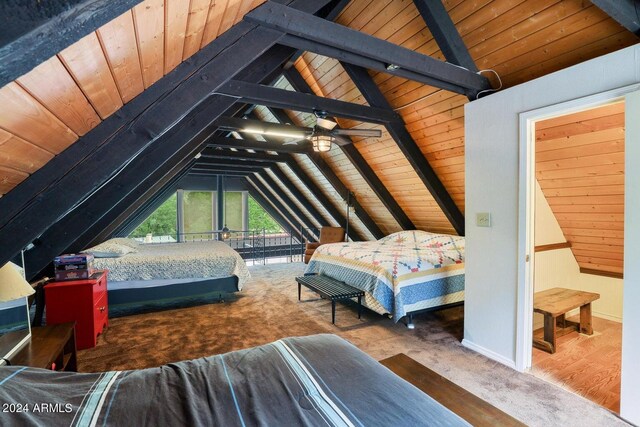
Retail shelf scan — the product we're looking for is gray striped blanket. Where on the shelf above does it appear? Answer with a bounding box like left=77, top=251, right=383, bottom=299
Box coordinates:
left=0, top=334, right=469, bottom=426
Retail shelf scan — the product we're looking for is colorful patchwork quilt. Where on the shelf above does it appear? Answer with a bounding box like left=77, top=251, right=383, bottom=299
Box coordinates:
left=305, top=230, right=465, bottom=321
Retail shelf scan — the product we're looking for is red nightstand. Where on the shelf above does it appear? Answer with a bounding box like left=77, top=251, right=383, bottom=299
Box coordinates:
left=45, top=270, right=108, bottom=350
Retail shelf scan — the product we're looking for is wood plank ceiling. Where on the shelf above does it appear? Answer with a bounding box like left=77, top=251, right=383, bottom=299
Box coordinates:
left=0, top=0, right=637, bottom=240
left=536, top=102, right=625, bottom=276
left=291, top=0, right=636, bottom=235
left=0, top=0, right=263, bottom=195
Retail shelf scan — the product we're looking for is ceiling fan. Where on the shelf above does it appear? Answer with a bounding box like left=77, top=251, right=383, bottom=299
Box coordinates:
left=216, top=111, right=382, bottom=152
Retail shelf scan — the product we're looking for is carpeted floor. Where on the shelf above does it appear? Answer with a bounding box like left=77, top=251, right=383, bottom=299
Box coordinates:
left=78, top=263, right=628, bottom=426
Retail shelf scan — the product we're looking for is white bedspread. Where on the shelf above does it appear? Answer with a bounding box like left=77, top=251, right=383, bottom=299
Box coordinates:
left=92, top=241, right=251, bottom=289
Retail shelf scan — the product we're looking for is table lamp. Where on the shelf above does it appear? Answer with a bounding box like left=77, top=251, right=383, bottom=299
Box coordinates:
left=0, top=262, right=35, bottom=365
left=0, top=262, right=35, bottom=302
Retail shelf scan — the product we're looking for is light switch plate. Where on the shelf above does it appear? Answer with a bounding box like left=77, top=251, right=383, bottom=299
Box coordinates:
left=476, top=212, right=491, bottom=227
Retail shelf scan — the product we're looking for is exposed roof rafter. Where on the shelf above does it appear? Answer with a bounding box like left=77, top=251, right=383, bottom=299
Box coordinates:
left=245, top=1, right=491, bottom=98
left=341, top=62, right=465, bottom=235
left=590, top=0, right=640, bottom=36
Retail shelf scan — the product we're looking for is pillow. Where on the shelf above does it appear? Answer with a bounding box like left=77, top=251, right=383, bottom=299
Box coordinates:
left=378, top=230, right=436, bottom=244
left=84, top=240, right=137, bottom=257
left=108, top=238, right=140, bottom=249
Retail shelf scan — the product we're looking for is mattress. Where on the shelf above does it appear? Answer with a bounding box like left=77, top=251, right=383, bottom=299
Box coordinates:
left=305, top=230, right=465, bottom=321
left=0, top=334, right=470, bottom=426
left=92, top=241, right=251, bottom=289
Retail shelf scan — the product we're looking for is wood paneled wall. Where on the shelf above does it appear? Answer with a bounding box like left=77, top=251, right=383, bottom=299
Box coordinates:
left=0, top=0, right=262, bottom=195
left=536, top=102, right=625, bottom=276
left=294, top=0, right=635, bottom=236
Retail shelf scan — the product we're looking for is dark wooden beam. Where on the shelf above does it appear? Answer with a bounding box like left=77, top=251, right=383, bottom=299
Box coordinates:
left=279, top=154, right=364, bottom=241
left=0, top=20, right=256, bottom=233
left=267, top=165, right=330, bottom=227
left=220, top=80, right=397, bottom=124
left=283, top=0, right=351, bottom=69
left=189, top=171, right=255, bottom=177
left=196, top=158, right=275, bottom=168
left=247, top=185, right=302, bottom=242
left=114, top=176, right=184, bottom=239
left=256, top=171, right=319, bottom=237
left=199, top=148, right=285, bottom=162
left=342, top=62, right=465, bottom=235
left=75, top=160, right=193, bottom=251
left=0, top=0, right=334, bottom=268
left=248, top=176, right=311, bottom=240
left=0, top=30, right=282, bottom=268
left=192, top=165, right=265, bottom=173
left=246, top=1, right=491, bottom=97
left=248, top=112, right=368, bottom=240
left=0, top=0, right=143, bottom=86
left=590, top=0, right=640, bottom=36
left=283, top=67, right=415, bottom=230
left=411, top=0, right=479, bottom=72
left=206, top=135, right=310, bottom=153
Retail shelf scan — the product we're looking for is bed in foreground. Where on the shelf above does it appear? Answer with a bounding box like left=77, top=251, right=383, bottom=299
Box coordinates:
left=0, top=334, right=470, bottom=426
left=86, top=239, right=251, bottom=315
left=305, top=230, right=465, bottom=325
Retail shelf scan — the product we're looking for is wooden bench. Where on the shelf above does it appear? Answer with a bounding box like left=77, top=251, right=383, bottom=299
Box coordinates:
left=533, top=287, right=600, bottom=354
left=295, top=275, right=364, bottom=324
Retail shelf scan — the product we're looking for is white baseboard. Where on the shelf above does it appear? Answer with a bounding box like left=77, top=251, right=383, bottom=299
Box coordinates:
left=462, top=339, right=516, bottom=370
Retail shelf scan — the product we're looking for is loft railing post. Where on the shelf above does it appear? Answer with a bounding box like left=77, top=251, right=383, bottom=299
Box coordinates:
left=289, top=229, right=293, bottom=263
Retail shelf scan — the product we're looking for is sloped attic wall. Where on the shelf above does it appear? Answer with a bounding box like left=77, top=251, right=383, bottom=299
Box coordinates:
left=535, top=102, right=625, bottom=277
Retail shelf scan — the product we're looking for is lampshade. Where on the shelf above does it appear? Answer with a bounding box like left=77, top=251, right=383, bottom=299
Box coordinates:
left=311, top=134, right=333, bottom=152
left=0, top=262, right=34, bottom=302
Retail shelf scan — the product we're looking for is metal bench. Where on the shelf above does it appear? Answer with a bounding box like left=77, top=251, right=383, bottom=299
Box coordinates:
left=295, top=275, right=365, bottom=324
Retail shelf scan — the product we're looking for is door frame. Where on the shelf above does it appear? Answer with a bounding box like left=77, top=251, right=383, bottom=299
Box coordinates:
left=515, top=83, right=639, bottom=372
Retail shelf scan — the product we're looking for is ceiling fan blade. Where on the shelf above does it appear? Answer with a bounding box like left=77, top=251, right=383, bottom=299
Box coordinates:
left=332, top=135, right=353, bottom=147
left=216, top=117, right=312, bottom=138
left=316, top=117, right=337, bottom=130
left=332, top=128, right=382, bottom=138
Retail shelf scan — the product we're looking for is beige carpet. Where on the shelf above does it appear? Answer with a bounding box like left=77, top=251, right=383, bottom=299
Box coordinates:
left=79, top=263, right=629, bottom=426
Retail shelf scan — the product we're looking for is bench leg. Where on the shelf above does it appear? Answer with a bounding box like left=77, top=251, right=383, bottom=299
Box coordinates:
left=332, top=300, right=336, bottom=325
left=544, top=314, right=557, bottom=354
left=580, top=303, right=593, bottom=335
left=357, top=295, right=362, bottom=319
left=298, top=282, right=301, bottom=301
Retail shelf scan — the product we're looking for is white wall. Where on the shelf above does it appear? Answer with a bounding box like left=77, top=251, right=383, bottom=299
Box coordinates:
left=464, top=44, right=640, bottom=424
left=534, top=182, right=623, bottom=327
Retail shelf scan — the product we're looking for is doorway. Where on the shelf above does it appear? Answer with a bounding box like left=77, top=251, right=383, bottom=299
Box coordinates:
left=529, top=102, right=624, bottom=412
left=516, top=86, right=640, bottom=422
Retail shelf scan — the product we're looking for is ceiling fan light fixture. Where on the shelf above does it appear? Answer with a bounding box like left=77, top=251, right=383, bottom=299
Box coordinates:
left=311, top=134, right=333, bottom=152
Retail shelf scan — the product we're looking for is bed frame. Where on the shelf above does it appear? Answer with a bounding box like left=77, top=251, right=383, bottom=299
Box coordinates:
left=403, top=301, right=464, bottom=329
left=381, top=353, right=524, bottom=426
left=107, top=276, right=240, bottom=317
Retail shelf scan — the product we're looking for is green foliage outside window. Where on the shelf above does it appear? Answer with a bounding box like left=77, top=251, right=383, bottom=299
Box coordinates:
left=130, top=194, right=177, bottom=238
left=249, top=196, right=282, bottom=233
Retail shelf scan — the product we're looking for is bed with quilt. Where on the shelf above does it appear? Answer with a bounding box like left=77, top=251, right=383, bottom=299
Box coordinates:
left=305, top=230, right=464, bottom=324
left=0, top=334, right=470, bottom=426
left=84, top=238, right=251, bottom=316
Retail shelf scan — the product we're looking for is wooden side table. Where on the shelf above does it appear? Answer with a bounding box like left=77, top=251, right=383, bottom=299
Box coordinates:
left=7, top=323, right=77, bottom=371
left=533, top=288, right=600, bottom=354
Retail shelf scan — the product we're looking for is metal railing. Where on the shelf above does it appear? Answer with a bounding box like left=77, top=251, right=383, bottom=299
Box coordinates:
left=135, top=229, right=307, bottom=264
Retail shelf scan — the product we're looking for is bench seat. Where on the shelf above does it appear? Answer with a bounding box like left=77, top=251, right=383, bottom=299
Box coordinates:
left=296, top=275, right=365, bottom=324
